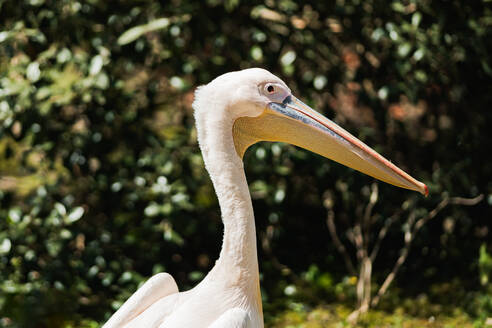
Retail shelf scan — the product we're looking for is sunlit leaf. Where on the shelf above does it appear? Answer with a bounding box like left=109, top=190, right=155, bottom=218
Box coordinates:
left=65, top=207, right=84, bottom=224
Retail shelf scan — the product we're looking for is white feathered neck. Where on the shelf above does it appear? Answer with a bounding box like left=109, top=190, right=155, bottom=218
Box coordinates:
left=193, top=85, right=261, bottom=297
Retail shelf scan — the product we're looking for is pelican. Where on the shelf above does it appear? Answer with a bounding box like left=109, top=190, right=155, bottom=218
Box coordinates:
left=104, top=68, right=427, bottom=328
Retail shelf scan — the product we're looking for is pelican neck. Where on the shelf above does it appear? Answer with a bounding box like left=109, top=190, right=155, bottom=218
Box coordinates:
left=197, top=117, right=260, bottom=282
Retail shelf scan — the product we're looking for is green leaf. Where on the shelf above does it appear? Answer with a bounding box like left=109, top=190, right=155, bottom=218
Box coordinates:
left=0, top=238, right=11, bottom=255
left=398, top=42, right=412, bottom=57
left=65, top=207, right=84, bottom=224
left=118, top=18, right=170, bottom=45
left=412, top=12, right=422, bottom=26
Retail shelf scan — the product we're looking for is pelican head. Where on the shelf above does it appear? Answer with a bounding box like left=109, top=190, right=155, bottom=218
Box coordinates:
left=195, top=68, right=427, bottom=195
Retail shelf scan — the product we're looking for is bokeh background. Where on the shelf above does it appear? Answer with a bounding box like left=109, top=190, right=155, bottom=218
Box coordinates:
left=1, top=0, right=491, bottom=327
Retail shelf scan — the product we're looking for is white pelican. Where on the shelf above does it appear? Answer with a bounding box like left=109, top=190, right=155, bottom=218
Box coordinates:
left=103, top=68, right=427, bottom=328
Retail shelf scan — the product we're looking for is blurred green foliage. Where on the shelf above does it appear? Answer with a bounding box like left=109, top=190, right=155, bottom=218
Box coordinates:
left=270, top=303, right=478, bottom=328
left=0, top=0, right=491, bottom=327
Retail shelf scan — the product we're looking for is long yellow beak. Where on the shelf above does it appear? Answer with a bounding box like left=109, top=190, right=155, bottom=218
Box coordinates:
left=233, top=95, right=428, bottom=196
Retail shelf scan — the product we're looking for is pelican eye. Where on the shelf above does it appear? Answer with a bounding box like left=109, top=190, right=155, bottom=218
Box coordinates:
left=262, top=83, right=290, bottom=103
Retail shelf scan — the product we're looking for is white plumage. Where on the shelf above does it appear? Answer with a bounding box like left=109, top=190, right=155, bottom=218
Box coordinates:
left=104, top=68, right=427, bottom=328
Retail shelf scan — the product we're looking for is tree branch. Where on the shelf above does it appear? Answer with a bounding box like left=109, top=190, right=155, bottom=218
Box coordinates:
left=370, top=210, right=402, bottom=262
left=371, top=194, right=484, bottom=307
left=260, top=227, right=302, bottom=285
left=362, top=183, right=378, bottom=253
left=326, top=209, right=357, bottom=276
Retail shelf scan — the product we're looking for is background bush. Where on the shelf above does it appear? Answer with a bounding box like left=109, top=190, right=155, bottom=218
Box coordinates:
left=0, top=0, right=491, bottom=326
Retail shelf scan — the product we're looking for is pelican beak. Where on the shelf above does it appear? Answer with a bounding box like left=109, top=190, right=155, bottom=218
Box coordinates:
left=233, top=95, right=428, bottom=196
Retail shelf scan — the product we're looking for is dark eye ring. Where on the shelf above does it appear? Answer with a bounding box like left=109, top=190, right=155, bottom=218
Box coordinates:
left=266, top=85, right=275, bottom=93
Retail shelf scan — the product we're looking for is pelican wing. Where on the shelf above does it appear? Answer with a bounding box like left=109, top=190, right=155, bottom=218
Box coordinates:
left=103, top=273, right=179, bottom=328
left=208, top=308, right=250, bottom=328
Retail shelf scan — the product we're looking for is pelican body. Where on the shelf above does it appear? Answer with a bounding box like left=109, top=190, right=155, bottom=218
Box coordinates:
left=104, top=68, right=427, bottom=328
